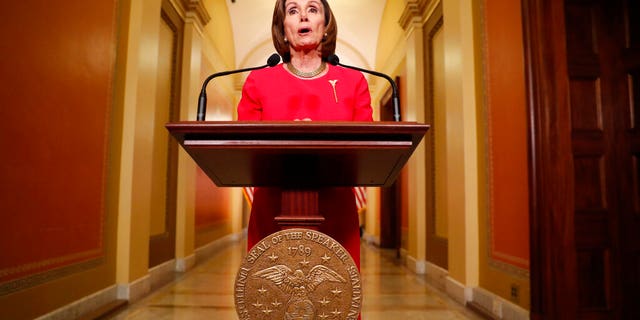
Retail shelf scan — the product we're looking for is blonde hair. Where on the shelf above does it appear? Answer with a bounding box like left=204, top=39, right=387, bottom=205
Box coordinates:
left=271, top=0, right=337, bottom=62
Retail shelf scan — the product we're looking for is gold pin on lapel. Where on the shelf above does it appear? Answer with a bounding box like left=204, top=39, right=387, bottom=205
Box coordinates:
left=329, top=80, right=338, bottom=103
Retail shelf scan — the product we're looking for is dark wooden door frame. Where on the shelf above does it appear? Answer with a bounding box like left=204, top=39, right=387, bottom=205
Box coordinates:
left=523, top=0, right=639, bottom=318
left=522, top=0, right=575, bottom=317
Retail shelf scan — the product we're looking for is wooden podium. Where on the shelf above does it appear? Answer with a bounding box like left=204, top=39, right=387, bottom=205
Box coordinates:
left=167, top=121, right=428, bottom=319
left=166, top=121, right=429, bottom=228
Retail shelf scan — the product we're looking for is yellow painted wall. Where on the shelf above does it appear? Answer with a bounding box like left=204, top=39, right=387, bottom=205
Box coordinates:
left=366, top=0, right=410, bottom=246
left=200, top=0, right=238, bottom=118
left=442, top=0, right=480, bottom=287
left=432, top=26, right=449, bottom=239
left=149, top=17, right=175, bottom=236
left=203, top=0, right=236, bottom=71
left=0, top=1, right=534, bottom=318
left=116, top=0, right=163, bottom=284
left=375, top=1, right=407, bottom=74
left=373, top=1, right=530, bottom=312
left=197, top=0, right=244, bottom=242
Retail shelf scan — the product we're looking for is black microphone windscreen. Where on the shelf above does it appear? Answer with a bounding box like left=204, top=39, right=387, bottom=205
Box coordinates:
left=267, top=54, right=281, bottom=67
left=327, top=54, right=340, bottom=66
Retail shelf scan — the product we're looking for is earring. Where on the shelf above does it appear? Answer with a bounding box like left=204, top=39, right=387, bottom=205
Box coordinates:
left=284, top=37, right=288, bottom=43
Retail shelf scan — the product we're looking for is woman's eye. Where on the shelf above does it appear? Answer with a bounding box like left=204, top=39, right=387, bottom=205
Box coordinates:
left=309, top=7, right=318, bottom=13
left=287, top=8, right=298, bottom=15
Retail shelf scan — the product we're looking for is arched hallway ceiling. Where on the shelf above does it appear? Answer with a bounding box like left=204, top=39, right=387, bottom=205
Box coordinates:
left=225, top=0, right=387, bottom=69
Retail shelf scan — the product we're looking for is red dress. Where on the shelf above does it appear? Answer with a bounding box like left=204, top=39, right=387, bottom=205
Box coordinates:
left=237, top=63, right=373, bottom=268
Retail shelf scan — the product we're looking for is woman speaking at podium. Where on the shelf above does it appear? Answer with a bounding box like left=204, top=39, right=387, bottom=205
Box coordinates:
left=237, top=0, right=373, bottom=268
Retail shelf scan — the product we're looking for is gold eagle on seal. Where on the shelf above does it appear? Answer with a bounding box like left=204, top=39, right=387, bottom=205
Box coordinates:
left=253, top=264, right=346, bottom=319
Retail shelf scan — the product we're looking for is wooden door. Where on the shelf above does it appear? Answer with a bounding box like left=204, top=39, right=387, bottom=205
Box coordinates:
left=525, top=0, right=640, bottom=318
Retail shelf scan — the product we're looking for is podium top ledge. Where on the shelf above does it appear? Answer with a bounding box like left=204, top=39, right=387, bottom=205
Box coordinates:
left=166, top=121, right=429, bottom=143
left=165, top=121, right=430, bottom=187
left=166, top=120, right=428, bottom=131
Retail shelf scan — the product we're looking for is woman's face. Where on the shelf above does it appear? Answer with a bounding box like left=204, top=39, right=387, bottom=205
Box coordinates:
left=283, top=0, right=326, bottom=53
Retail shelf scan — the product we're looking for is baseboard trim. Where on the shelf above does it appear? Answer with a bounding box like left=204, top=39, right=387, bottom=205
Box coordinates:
left=404, top=254, right=426, bottom=274
left=77, top=299, right=128, bottom=320
left=362, top=232, right=380, bottom=246
left=34, top=231, right=247, bottom=320
left=395, top=251, right=530, bottom=320
left=471, top=287, right=529, bottom=320
left=445, top=275, right=469, bottom=305
left=194, top=231, right=244, bottom=265
left=175, top=231, right=244, bottom=273
left=175, top=254, right=196, bottom=273
left=466, top=301, right=495, bottom=319
left=149, top=259, right=178, bottom=291
left=117, top=274, right=150, bottom=303
left=424, top=260, right=448, bottom=290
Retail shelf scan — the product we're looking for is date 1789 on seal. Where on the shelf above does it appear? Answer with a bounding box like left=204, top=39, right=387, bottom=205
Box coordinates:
left=234, top=228, right=362, bottom=320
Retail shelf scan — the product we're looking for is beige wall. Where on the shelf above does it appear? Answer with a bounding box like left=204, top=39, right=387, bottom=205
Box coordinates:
left=0, top=1, right=239, bottom=318
left=203, top=0, right=236, bottom=72
left=116, top=0, right=162, bottom=284
left=0, top=0, right=533, bottom=318
left=364, top=0, right=409, bottom=245
left=372, top=0, right=530, bottom=312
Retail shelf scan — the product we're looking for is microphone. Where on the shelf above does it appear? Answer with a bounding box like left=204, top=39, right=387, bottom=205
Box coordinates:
left=197, top=53, right=281, bottom=121
left=327, top=54, right=400, bottom=122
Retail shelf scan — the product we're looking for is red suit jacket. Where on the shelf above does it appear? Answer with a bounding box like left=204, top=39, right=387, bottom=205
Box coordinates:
left=237, top=63, right=373, bottom=267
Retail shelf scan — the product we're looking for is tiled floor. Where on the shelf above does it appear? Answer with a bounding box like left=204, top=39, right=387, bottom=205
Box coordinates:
left=109, top=240, right=484, bottom=320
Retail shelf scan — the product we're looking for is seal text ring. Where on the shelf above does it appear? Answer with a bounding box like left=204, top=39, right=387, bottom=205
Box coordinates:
left=235, top=228, right=362, bottom=319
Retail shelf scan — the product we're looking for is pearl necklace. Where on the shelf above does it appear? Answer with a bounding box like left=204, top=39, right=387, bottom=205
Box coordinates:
left=286, top=62, right=327, bottom=78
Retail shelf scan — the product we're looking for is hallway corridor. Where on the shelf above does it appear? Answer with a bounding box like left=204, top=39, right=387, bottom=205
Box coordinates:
left=108, top=240, right=484, bottom=320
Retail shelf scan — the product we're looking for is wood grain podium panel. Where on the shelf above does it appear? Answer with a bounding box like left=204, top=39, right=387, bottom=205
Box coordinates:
left=166, top=121, right=429, bottom=188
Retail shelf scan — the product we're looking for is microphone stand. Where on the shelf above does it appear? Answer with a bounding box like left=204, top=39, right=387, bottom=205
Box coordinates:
left=327, top=55, right=401, bottom=122
left=197, top=54, right=281, bottom=121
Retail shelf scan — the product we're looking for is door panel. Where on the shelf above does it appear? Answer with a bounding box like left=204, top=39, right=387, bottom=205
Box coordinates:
left=566, top=0, right=639, bottom=317
left=619, top=0, right=640, bottom=315
left=526, top=0, right=640, bottom=318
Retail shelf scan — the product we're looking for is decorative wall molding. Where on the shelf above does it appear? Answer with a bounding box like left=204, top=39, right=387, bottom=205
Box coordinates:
left=477, top=0, right=530, bottom=279
left=0, top=258, right=103, bottom=296
left=35, top=233, right=246, bottom=319
left=174, top=0, right=211, bottom=29
left=399, top=0, right=434, bottom=31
